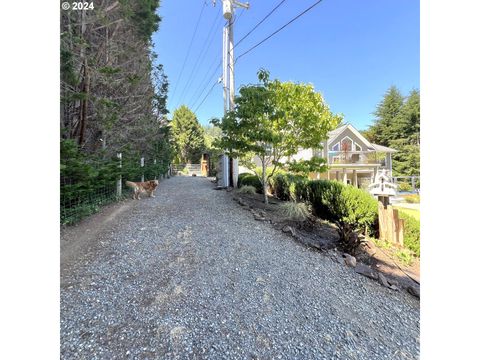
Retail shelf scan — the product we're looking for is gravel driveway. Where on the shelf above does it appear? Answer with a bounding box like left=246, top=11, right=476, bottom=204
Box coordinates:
left=61, top=176, right=420, bottom=359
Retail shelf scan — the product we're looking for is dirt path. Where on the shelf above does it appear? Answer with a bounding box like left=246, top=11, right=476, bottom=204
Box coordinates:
left=61, top=176, right=419, bottom=359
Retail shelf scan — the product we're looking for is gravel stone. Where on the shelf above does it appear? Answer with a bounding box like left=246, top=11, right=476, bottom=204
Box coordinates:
left=61, top=176, right=420, bottom=359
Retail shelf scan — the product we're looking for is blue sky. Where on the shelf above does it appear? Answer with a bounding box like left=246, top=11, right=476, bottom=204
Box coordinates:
left=153, top=0, right=419, bottom=130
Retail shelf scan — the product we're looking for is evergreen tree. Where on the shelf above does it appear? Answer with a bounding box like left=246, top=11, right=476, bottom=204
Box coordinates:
left=365, top=86, right=420, bottom=177
left=368, top=86, right=404, bottom=146
left=171, top=106, right=205, bottom=163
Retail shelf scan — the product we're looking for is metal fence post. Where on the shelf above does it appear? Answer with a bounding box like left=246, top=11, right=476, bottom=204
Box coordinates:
left=117, top=152, right=122, bottom=198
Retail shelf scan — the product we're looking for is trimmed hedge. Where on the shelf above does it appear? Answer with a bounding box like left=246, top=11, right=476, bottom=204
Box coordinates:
left=308, top=180, right=378, bottom=249
left=269, top=174, right=378, bottom=252
left=398, top=209, right=420, bottom=256
left=238, top=173, right=262, bottom=193
left=269, top=173, right=309, bottom=202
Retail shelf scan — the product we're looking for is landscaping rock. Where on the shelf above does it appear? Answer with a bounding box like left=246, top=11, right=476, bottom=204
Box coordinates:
left=407, top=285, right=420, bottom=298
left=378, top=272, right=399, bottom=291
left=281, top=226, right=296, bottom=237
left=343, top=253, right=357, bottom=267
left=238, top=198, right=247, bottom=206
left=355, top=263, right=378, bottom=280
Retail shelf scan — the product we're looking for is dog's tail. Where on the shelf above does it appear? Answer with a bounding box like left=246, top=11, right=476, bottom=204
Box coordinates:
left=125, top=181, right=137, bottom=189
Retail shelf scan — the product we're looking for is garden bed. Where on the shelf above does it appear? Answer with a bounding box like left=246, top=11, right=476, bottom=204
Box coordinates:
left=230, top=188, right=420, bottom=298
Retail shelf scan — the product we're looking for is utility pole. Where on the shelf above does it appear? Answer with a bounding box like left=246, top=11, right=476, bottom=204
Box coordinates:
left=218, top=0, right=249, bottom=188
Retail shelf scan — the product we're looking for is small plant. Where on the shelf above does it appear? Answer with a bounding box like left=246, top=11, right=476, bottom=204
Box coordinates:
left=397, top=181, right=413, bottom=192
left=395, top=248, right=414, bottom=265
left=398, top=209, right=420, bottom=256
left=181, top=166, right=189, bottom=175
left=403, top=194, right=420, bottom=203
left=237, top=185, right=257, bottom=194
left=308, top=180, right=378, bottom=253
left=278, top=202, right=310, bottom=221
left=238, top=173, right=263, bottom=193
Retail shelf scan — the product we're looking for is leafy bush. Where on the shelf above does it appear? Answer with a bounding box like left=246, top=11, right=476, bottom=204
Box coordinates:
left=308, top=180, right=378, bottom=252
left=403, top=194, right=420, bottom=203
left=397, top=181, right=413, bottom=192
left=61, top=139, right=123, bottom=224
left=278, top=202, right=310, bottom=221
left=181, top=166, right=189, bottom=175
left=237, top=185, right=257, bottom=194
left=269, top=173, right=309, bottom=202
left=398, top=209, right=420, bottom=256
left=238, top=173, right=262, bottom=193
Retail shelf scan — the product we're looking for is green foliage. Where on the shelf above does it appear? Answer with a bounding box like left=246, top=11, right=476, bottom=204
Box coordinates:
left=397, top=181, right=413, bottom=192
left=61, top=139, right=123, bottom=224
left=368, top=86, right=405, bottom=146
left=171, top=105, right=205, bottom=163
left=60, top=48, right=78, bottom=86
left=278, top=202, right=310, bottom=222
left=365, top=87, right=420, bottom=178
left=213, top=69, right=342, bottom=203
left=286, top=156, right=328, bottom=176
left=125, top=0, right=162, bottom=41
left=395, top=248, right=414, bottom=265
left=403, top=194, right=420, bottom=204
left=308, top=180, right=378, bottom=251
left=398, top=209, right=420, bottom=257
left=238, top=173, right=263, bottom=193
left=237, top=185, right=257, bottom=194
left=269, top=173, right=309, bottom=202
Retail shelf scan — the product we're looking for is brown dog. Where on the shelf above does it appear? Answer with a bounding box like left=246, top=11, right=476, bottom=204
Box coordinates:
left=125, top=180, right=159, bottom=200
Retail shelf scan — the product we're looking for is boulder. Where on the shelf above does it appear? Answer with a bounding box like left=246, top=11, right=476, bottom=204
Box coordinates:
left=342, top=253, right=357, bottom=267
left=354, top=263, right=378, bottom=280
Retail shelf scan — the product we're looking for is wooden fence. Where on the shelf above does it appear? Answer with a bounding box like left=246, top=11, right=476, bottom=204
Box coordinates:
left=378, top=202, right=404, bottom=246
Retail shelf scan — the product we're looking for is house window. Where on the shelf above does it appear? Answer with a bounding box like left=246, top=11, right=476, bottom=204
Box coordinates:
left=332, top=143, right=340, bottom=151
left=354, top=143, right=362, bottom=151
left=341, top=137, right=353, bottom=151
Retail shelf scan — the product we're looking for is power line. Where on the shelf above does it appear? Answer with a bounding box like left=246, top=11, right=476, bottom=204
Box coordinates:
left=191, top=61, right=222, bottom=110
left=170, top=1, right=208, bottom=104
left=187, top=8, right=246, bottom=110
left=188, top=7, right=250, bottom=111
left=176, top=6, right=223, bottom=108
left=234, top=0, right=287, bottom=49
left=194, top=80, right=220, bottom=113
left=190, top=1, right=281, bottom=114
left=236, top=0, right=324, bottom=62
left=190, top=0, right=286, bottom=110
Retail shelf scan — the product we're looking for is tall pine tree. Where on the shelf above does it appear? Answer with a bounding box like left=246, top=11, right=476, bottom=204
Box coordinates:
left=171, top=106, right=205, bottom=163
left=369, top=86, right=404, bottom=146
left=365, top=86, right=420, bottom=177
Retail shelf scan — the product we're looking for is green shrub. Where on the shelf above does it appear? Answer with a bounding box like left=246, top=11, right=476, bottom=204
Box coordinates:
left=403, top=194, right=420, bottom=203
left=60, top=139, right=124, bottom=224
left=238, top=173, right=262, bottom=193
left=270, top=173, right=309, bottom=202
left=308, top=180, right=378, bottom=252
left=237, top=185, right=257, bottom=194
left=278, top=202, right=310, bottom=221
left=397, top=181, right=413, bottom=192
left=398, top=209, right=420, bottom=256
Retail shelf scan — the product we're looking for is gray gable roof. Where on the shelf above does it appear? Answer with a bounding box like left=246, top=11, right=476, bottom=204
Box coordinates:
left=327, top=123, right=397, bottom=152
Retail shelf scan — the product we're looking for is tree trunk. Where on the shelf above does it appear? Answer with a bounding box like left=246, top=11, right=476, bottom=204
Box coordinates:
left=262, top=156, right=268, bottom=204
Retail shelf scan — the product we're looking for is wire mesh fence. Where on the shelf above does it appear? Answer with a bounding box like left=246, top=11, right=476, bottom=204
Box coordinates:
left=60, top=153, right=170, bottom=225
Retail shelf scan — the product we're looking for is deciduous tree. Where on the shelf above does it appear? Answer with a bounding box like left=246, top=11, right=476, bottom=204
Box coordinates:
left=213, top=69, right=342, bottom=203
